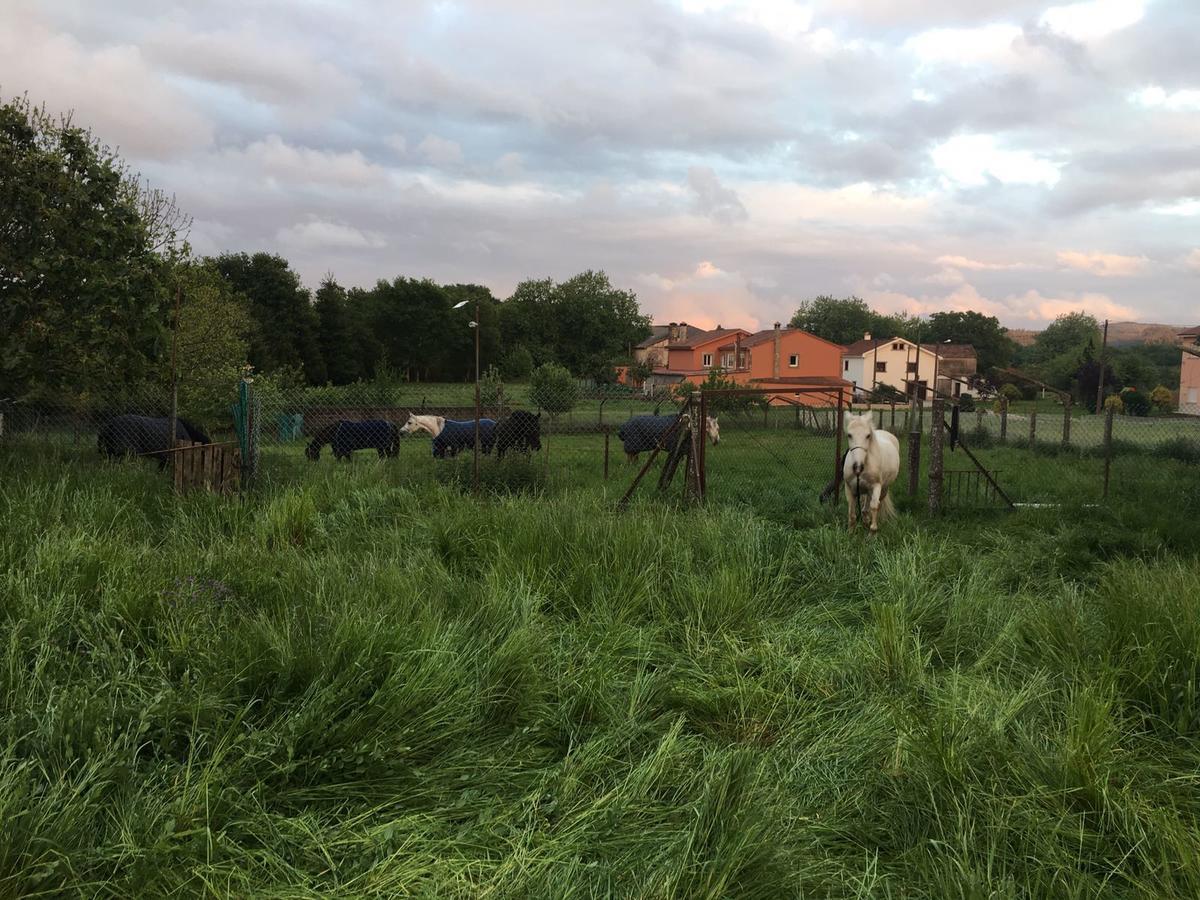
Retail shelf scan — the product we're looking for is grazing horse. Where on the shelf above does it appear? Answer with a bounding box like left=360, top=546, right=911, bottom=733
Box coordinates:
left=398, top=414, right=445, bottom=439
left=98, top=415, right=212, bottom=469
left=618, top=413, right=719, bottom=463
left=432, top=419, right=496, bottom=458
left=305, top=420, right=399, bottom=461
left=843, top=412, right=900, bottom=532
left=495, top=410, right=542, bottom=459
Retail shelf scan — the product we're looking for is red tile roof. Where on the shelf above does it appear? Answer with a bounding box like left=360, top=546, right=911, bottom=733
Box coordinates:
left=716, top=327, right=845, bottom=352
left=669, top=327, right=749, bottom=349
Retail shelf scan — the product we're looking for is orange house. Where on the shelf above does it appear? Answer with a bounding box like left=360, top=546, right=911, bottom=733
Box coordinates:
left=644, top=321, right=851, bottom=405
left=1180, top=326, right=1200, bottom=416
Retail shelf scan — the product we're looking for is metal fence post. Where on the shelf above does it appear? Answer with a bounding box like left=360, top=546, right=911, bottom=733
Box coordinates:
left=1103, top=405, right=1115, bottom=499
left=697, top=390, right=707, bottom=500
left=1062, top=396, right=1072, bottom=447
left=929, top=398, right=944, bottom=514
left=999, top=397, right=1008, bottom=444
left=907, top=425, right=921, bottom=499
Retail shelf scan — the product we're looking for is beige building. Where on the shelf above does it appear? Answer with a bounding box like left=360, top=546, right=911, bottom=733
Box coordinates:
left=841, top=334, right=977, bottom=399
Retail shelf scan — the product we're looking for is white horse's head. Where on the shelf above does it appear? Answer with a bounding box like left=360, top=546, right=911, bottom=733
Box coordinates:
left=705, top=415, right=720, bottom=446
left=399, top=413, right=420, bottom=436
left=845, top=412, right=875, bottom=475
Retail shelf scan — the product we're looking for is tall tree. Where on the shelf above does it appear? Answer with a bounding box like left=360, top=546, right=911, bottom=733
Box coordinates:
left=552, top=271, right=650, bottom=379
left=314, top=275, right=361, bottom=385
left=1030, top=312, right=1101, bottom=362
left=442, top=284, right=501, bottom=381
left=367, top=277, right=449, bottom=381
left=164, top=260, right=252, bottom=419
left=500, top=278, right=558, bottom=367
left=0, top=95, right=187, bottom=400
left=924, top=310, right=1016, bottom=373
left=788, top=296, right=910, bottom=345
left=211, top=252, right=326, bottom=385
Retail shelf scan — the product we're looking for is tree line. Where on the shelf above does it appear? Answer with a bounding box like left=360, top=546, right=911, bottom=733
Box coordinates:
left=0, top=94, right=651, bottom=415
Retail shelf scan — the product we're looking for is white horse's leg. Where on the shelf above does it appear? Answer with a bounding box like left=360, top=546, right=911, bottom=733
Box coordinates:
left=845, top=481, right=857, bottom=529
left=868, top=483, right=883, bottom=532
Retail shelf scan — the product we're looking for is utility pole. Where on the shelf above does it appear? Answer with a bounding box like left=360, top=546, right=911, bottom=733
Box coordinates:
left=473, top=296, right=481, bottom=493
left=1094, top=318, right=1109, bottom=414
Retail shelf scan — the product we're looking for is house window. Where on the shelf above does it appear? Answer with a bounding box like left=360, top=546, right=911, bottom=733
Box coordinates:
left=844, top=360, right=850, bottom=371
left=892, top=342, right=904, bottom=351
left=1190, top=389, right=1198, bottom=404
left=875, top=361, right=887, bottom=373
left=906, top=362, right=917, bottom=374
left=953, top=382, right=961, bottom=396
left=788, top=354, right=799, bottom=367
left=702, top=353, right=712, bottom=368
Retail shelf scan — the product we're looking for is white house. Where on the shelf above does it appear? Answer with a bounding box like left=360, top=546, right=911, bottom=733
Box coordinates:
left=841, top=334, right=976, bottom=399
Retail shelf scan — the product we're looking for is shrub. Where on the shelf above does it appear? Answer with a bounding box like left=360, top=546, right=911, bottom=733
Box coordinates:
left=1153, top=437, right=1200, bottom=465
left=999, top=384, right=1022, bottom=403
left=957, top=394, right=975, bottom=412
left=501, top=346, right=534, bottom=380
left=1150, top=385, right=1174, bottom=412
left=1104, top=394, right=1124, bottom=414
left=480, top=365, right=504, bottom=409
left=529, top=363, right=579, bottom=417
left=1121, top=387, right=1151, bottom=417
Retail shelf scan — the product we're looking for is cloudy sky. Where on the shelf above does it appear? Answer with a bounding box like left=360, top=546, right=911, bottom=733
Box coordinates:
left=4, top=0, right=1198, bottom=329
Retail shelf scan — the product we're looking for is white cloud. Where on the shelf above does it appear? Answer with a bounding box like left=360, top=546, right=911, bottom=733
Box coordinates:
left=1056, top=250, right=1147, bottom=276
left=904, top=24, right=1021, bottom=67
left=417, top=134, right=465, bottom=167
left=1154, top=199, right=1200, bottom=217
left=1184, top=249, right=1200, bottom=272
left=679, top=0, right=814, bottom=39
left=228, top=136, right=386, bottom=188
left=1131, top=86, right=1200, bottom=112
left=931, top=134, right=1061, bottom=187
left=386, top=134, right=408, bottom=156
left=1039, top=0, right=1146, bottom=43
left=277, top=219, right=386, bottom=250
left=934, top=255, right=1031, bottom=271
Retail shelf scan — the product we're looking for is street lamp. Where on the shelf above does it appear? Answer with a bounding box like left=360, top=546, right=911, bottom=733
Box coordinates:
left=452, top=298, right=481, bottom=491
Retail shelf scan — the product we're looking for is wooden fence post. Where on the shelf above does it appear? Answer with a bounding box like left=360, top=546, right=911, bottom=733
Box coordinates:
left=1029, top=409, right=1037, bottom=447
left=1103, top=405, right=1115, bottom=499
left=929, top=399, right=944, bottom=514
left=907, top=425, right=921, bottom=499
left=999, top=397, right=1008, bottom=443
left=1062, top=396, right=1072, bottom=447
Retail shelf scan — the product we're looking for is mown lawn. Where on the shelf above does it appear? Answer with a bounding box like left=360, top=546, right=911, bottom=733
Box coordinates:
left=2, top=440, right=1199, bottom=897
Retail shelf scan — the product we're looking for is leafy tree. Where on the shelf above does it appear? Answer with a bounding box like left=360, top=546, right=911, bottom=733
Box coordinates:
left=163, top=260, right=252, bottom=420
left=1151, top=385, right=1174, bottom=411
left=1031, top=312, right=1101, bottom=362
left=442, top=284, right=501, bottom=381
left=479, top=365, right=504, bottom=409
left=501, top=278, right=558, bottom=367
left=958, top=394, right=976, bottom=412
left=361, top=277, right=447, bottom=381
left=552, top=271, right=651, bottom=379
left=529, top=363, right=579, bottom=417
left=925, top=310, right=1016, bottom=373
left=314, top=275, right=361, bottom=385
left=999, top=384, right=1022, bottom=403
left=501, top=346, right=534, bottom=380
left=212, top=252, right=326, bottom=384
left=1, top=95, right=187, bottom=400
left=788, top=296, right=909, bottom=345
left=1104, top=394, right=1124, bottom=413
left=1121, top=387, right=1151, bottom=417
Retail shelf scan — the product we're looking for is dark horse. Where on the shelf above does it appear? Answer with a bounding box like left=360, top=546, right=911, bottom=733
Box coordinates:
left=98, top=415, right=212, bottom=469
left=495, top=410, right=542, bottom=459
left=306, top=420, right=400, bottom=461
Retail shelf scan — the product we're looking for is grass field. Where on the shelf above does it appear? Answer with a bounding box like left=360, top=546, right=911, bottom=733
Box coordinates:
left=2, top=434, right=1200, bottom=897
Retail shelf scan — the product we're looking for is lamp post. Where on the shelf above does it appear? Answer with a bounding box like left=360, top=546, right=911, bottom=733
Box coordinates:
left=452, top=298, right=481, bottom=492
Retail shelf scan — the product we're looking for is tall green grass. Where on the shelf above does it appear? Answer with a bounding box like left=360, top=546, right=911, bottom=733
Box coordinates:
left=1, top=449, right=1199, bottom=896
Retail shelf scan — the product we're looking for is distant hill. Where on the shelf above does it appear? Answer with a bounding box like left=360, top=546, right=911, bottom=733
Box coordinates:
left=1004, top=322, right=1186, bottom=348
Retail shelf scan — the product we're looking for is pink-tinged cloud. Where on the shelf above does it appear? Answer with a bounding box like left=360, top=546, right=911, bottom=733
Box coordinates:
left=1184, top=249, right=1200, bottom=272
left=1056, top=250, right=1148, bottom=277
left=863, top=281, right=1137, bottom=324
left=934, top=255, right=1032, bottom=271
left=635, top=261, right=772, bottom=331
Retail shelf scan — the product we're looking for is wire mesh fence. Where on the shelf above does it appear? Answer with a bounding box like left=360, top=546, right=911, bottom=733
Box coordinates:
left=3, top=376, right=1197, bottom=515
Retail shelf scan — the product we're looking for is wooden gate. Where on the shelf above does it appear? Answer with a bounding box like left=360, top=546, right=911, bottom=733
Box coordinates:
left=171, top=441, right=241, bottom=494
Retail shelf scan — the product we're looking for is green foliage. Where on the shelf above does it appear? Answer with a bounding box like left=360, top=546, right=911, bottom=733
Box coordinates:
left=925, top=310, right=1016, bottom=372
left=479, top=365, right=504, bottom=409
left=1151, top=385, right=1174, bottom=411
left=957, top=393, right=975, bottom=412
left=212, top=252, right=326, bottom=385
left=313, top=275, right=361, bottom=385
left=1000, top=384, right=1022, bottom=402
left=502, top=272, right=651, bottom=378
left=1031, top=312, right=1101, bottom=362
left=1120, top=387, right=1151, bottom=417
left=0, top=94, right=186, bottom=400
left=163, top=260, right=252, bottom=422
left=529, top=363, right=579, bottom=416
left=500, top=345, right=534, bottom=380
left=788, top=295, right=912, bottom=345
left=1104, top=394, right=1125, bottom=413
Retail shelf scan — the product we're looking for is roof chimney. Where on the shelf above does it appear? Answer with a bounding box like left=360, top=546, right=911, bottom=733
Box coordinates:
left=773, top=323, right=782, bottom=378
left=864, top=331, right=871, bottom=341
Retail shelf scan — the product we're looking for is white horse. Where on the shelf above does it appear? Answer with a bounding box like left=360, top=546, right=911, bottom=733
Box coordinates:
left=399, top=413, right=445, bottom=438
left=843, top=412, right=900, bottom=532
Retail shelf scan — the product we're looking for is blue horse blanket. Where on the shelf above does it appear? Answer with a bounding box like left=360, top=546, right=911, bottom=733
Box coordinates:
left=433, top=419, right=496, bottom=458
left=618, top=415, right=680, bottom=456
